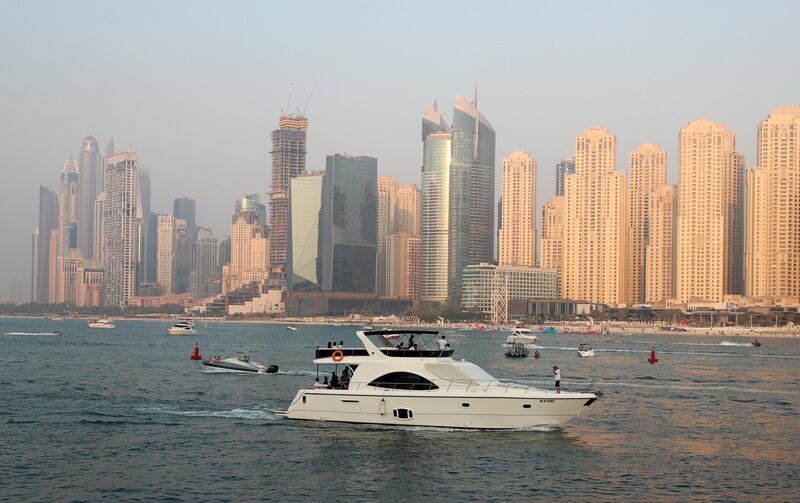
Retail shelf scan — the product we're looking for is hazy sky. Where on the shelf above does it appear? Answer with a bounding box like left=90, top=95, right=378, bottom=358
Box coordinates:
left=0, top=0, right=798, bottom=300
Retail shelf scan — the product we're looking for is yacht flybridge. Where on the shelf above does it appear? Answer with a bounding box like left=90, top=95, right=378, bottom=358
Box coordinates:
left=277, top=330, right=597, bottom=429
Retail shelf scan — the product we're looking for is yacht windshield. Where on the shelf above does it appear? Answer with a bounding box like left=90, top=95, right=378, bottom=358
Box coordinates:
left=424, top=361, right=496, bottom=383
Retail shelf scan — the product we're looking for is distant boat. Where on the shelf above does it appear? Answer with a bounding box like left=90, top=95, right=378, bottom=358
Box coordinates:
left=88, top=318, right=115, bottom=329
left=577, top=344, right=595, bottom=357
left=168, top=320, right=196, bottom=336
left=286, top=326, right=298, bottom=332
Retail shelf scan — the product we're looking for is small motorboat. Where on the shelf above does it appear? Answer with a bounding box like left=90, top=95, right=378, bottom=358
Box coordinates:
left=52, top=330, right=62, bottom=336
left=751, top=339, right=761, bottom=347
left=505, top=328, right=539, bottom=347
left=88, top=318, right=115, bottom=329
left=202, top=353, right=278, bottom=374
left=505, top=342, right=529, bottom=358
left=286, top=326, right=298, bottom=332
left=578, top=344, right=595, bottom=357
left=168, top=320, right=196, bottom=335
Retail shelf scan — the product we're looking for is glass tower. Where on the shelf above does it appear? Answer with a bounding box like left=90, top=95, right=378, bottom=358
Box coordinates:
left=420, top=106, right=451, bottom=303
left=288, top=172, right=324, bottom=291
left=447, top=93, right=496, bottom=305
left=320, top=154, right=377, bottom=293
left=77, top=136, right=102, bottom=261
left=555, top=158, right=575, bottom=197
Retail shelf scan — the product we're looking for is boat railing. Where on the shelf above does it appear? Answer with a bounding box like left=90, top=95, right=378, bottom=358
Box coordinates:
left=330, top=378, right=559, bottom=395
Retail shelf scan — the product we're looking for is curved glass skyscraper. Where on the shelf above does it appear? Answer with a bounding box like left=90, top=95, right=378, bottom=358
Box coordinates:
left=420, top=106, right=451, bottom=303
left=78, top=136, right=102, bottom=261
left=447, top=94, right=495, bottom=305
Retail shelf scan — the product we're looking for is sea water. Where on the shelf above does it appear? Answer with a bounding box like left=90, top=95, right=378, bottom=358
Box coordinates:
left=2, top=318, right=798, bottom=501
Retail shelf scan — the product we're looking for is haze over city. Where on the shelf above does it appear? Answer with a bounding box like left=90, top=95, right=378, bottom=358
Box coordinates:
left=0, top=0, right=798, bottom=300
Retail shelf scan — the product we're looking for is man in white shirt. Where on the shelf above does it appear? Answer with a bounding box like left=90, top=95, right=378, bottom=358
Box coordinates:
left=437, top=335, right=449, bottom=351
left=553, top=366, right=561, bottom=393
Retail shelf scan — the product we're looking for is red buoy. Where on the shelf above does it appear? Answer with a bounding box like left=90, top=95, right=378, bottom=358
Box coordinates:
left=648, top=347, right=658, bottom=364
left=191, top=342, right=202, bottom=361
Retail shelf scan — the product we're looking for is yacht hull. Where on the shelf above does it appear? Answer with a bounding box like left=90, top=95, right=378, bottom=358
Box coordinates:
left=283, top=390, right=594, bottom=429
left=168, top=328, right=197, bottom=335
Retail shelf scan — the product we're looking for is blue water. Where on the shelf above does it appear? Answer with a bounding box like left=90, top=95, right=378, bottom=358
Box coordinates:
left=2, top=318, right=799, bottom=501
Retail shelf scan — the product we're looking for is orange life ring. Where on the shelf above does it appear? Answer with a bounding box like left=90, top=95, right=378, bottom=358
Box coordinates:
left=331, top=350, right=344, bottom=362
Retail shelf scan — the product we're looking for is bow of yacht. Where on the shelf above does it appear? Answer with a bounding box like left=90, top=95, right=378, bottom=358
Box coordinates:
left=278, top=330, right=597, bottom=429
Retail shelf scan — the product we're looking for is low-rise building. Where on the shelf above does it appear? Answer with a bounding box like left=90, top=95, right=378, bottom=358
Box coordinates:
left=461, top=263, right=559, bottom=314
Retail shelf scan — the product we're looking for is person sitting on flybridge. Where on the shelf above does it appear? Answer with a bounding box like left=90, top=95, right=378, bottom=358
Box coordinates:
left=437, top=335, right=450, bottom=351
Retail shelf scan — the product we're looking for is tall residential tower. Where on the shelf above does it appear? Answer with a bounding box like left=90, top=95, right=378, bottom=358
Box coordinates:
left=563, top=127, right=627, bottom=305
left=676, top=120, right=744, bottom=302
left=745, top=105, right=800, bottom=298
left=499, top=150, right=537, bottom=267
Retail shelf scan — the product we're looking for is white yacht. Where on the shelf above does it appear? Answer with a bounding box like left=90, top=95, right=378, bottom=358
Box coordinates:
left=88, top=318, right=115, bottom=329
left=168, top=320, right=196, bottom=335
left=577, top=344, right=595, bottom=357
left=504, top=328, right=539, bottom=347
left=277, top=330, right=597, bottom=429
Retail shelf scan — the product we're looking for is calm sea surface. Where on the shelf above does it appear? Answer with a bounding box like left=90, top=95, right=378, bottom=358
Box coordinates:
left=2, top=318, right=798, bottom=502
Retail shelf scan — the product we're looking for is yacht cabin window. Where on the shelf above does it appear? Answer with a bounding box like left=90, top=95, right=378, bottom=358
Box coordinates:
left=367, top=372, right=439, bottom=391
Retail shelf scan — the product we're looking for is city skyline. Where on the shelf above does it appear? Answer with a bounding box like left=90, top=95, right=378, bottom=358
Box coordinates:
left=1, top=2, right=799, bottom=299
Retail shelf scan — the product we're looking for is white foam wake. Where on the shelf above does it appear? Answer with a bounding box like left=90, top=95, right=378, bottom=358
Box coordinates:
left=137, top=405, right=278, bottom=420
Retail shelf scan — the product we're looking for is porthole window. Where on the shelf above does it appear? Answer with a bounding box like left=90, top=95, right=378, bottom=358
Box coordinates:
left=393, top=408, right=413, bottom=420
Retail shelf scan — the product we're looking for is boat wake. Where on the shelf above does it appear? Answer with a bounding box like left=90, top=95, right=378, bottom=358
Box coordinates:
left=4, top=332, right=59, bottom=336
left=137, top=405, right=278, bottom=420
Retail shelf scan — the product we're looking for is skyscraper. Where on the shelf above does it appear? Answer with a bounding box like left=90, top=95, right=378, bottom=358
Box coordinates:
left=173, top=197, right=196, bottom=239
left=103, top=152, right=139, bottom=306
left=190, top=226, right=218, bottom=299
left=77, top=136, right=102, bottom=261
left=376, top=177, right=399, bottom=297
left=746, top=105, right=800, bottom=298
left=396, top=184, right=421, bottom=236
left=172, top=197, right=195, bottom=294
left=646, top=184, right=677, bottom=303
left=320, top=154, right=377, bottom=293
left=420, top=106, right=451, bottom=303
left=54, top=160, right=82, bottom=304
left=555, top=158, right=575, bottom=197
left=33, top=186, right=58, bottom=303
left=676, top=120, right=744, bottom=302
left=227, top=209, right=269, bottom=293
left=139, top=170, right=157, bottom=285
left=269, top=115, right=308, bottom=285
left=448, top=92, right=496, bottom=305
left=499, top=150, right=537, bottom=267
left=156, top=214, right=176, bottom=294
left=387, top=233, right=421, bottom=302
left=235, top=194, right=267, bottom=226
left=627, top=144, right=667, bottom=304
left=288, top=172, right=324, bottom=292
left=540, top=196, right=565, bottom=272
left=563, top=127, right=627, bottom=305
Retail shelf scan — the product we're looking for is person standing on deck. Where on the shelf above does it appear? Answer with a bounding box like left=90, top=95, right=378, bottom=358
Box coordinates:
left=553, top=366, right=561, bottom=393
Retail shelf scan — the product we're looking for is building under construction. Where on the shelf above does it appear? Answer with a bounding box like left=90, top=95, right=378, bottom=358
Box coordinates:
left=269, top=115, right=308, bottom=286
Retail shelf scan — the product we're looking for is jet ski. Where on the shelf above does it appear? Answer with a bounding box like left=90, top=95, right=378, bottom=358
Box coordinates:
left=751, top=339, right=761, bottom=347
left=202, top=353, right=278, bottom=374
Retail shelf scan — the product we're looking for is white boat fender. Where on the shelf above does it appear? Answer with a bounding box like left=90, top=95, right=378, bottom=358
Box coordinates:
left=379, top=398, right=386, bottom=415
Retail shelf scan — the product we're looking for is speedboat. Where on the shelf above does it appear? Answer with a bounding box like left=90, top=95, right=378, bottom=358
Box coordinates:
left=202, top=353, right=278, bottom=374
left=504, top=328, right=539, bottom=347
left=577, top=344, right=595, bottom=357
left=277, top=330, right=598, bottom=429
left=168, top=320, right=196, bottom=335
left=505, top=342, right=529, bottom=358
left=88, top=318, right=115, bottom=329
left=52, top=330, right=62, bottom=336
left=286, top=326, right=298, bottom=332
